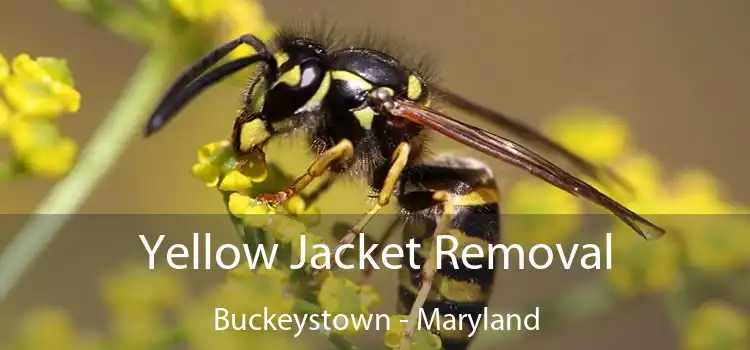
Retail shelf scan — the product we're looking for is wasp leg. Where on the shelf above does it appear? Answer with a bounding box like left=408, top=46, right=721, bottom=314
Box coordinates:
left=326, top=142, right=411, bottom=265
left=400, top=191, right=455, bottom=350
left=258, top=139, right=354, bottom=205
left=356, top=216, right=402, bottom=285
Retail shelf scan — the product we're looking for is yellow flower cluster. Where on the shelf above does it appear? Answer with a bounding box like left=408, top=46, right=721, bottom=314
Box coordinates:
left=3, top=262, right=184, bottom=350
left=0, top=53, right=80, bottom=178
left=3, top=263, right=305, bottom=350
left=317, top=275, right=381, bottom=335
left=188, top=140, right=392, bottom=345
left=190, top=141, right=268, bottom=191
left=538, top=108, right=750, bottom=298
left=184, top=266, right=298, bottom=350
left=100, top=264, right=185, bottom=349
left=168, top=0, right=277, bottom=60
left=9, top=307, right=101, bottom=350
left=544, top=107, right=629, bottom=164
left=504, top=179, right=584, bottom=247
left=683, top=301, right=749, bottom=350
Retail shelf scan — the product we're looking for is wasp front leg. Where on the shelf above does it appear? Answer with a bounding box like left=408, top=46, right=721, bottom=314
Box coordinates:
left=257, top=139, right=355, bottom=205
left=325, top=142, right=412, bottom=266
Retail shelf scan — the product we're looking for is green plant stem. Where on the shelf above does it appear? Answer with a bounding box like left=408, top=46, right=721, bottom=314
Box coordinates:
left=0, top=49, right=174, bottom=302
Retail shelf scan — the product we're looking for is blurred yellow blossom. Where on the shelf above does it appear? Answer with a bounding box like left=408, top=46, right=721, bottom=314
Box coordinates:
left=167, top=0, right=276, bottom=60
left=504, top=179, right=583, bottom=247
left=109, top=308, right=163, bottom=350
left=0, top=52, right=80, bottom=179
left=657, top=170, right=750, bottom=273
left=683, top=301, right=749, bottom=350
left=0, top=54, right=8, bottom=84
left=169, top=0, right=227, bottom=22
left=318, top=275, right=381, bottom=319
left=214, top=0, right=277, bottom=59
left=183, top=268, right=297, bottom=350
left=384, top=315, right=442, bottom=350
left=667, top=170, right=732, bottom=214
left=14, top=308, right=81, bottom=350
left=5, top=307, right=105, bottom=350
left=101, top=265, right=181, bottom=350
left=605, top=223, right=681, bottom=298
left=544, top=107, right=630, bottom=164
left=100, top=263, right=184, bottom=314
left=0, top=99, right=11, bottom=135
left=317, top=276, right=376, bottom=335
left=607, top=153, right=664, bottom=206
left=678, top=213, right=750, bottom=274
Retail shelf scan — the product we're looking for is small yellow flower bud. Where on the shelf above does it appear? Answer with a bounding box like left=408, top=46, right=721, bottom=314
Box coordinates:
left=8, top=119, right=78, bottom=177
left=197, top=141, right=225, bottom=163
left=12, top=54, right=51, bottom=82
left=50, top=83, right=81, bottom=114
left=190, top=162, right=220, bottom=186
left=218, top=170, right=253, bottom=191
left=24, top=137, right=78, bottom=178
left=283, top=195, right=306, bottom=215
left=3, top=76, right=71, bottom=118
left=227, top=192, right=252, bottom=217
left=8, top=118, right=62, bottom=155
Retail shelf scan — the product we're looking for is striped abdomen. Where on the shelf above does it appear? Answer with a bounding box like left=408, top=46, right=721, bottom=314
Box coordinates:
left=397, top=157, right=501, bottom=350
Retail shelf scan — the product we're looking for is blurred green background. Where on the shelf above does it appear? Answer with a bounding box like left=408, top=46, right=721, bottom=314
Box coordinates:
left=1, top=0, right=749, bottom=349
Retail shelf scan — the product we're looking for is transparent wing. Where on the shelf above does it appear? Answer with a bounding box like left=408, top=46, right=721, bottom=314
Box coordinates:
left=434, top=87, right=634, bottom=195
left=386, top=98, right=665, bottom=240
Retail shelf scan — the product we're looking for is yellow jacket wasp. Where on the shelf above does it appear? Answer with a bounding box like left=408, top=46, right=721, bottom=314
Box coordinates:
left=144, top=24, right=665, bottom=350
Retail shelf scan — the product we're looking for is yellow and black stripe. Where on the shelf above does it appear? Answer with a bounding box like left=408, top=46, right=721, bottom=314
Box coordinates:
left=397, top=156, right=500, bottom=350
